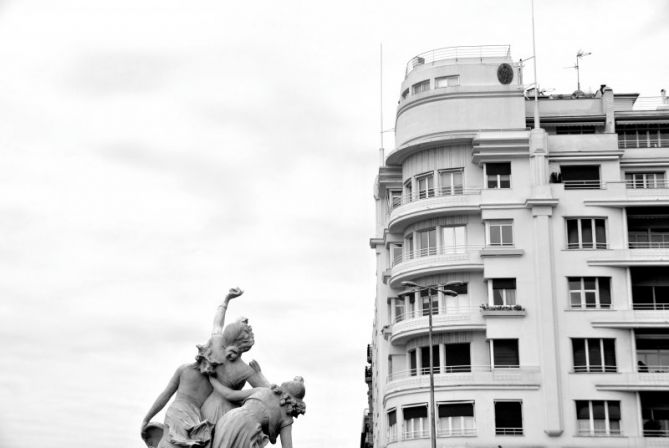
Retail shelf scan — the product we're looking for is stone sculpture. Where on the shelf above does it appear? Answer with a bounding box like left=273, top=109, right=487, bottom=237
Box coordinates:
left=141, top=287, right=305, bottom=448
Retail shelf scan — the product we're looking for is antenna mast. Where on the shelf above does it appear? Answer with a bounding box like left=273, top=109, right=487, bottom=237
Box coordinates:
left=379, top=43, right=385, bottom=166
left=531, top=0, right=540, bottom=129
left=574, top=50, right=591, bottom=91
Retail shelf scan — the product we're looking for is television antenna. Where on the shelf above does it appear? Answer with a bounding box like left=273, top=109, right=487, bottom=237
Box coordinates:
left=568, top=50, right=591, bottom=92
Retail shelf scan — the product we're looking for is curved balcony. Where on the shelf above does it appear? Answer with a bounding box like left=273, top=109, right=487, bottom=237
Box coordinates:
left=384, top=366, right=541, bottom=399
left=388, top=189, right=481, bottom=233
left=389, top=307, right=485, bottom=345
left=596, top=368, right=669, bottom=391
left=404, top=45, right=512, bottom=77
left=390, top=246, right=483, bottom=288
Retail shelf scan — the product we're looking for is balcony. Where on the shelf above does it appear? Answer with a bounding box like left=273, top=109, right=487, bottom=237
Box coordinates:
left=388, top=188, right=481, bottom=232
left=384, top=365, right=541, bottom=398
left=404, top=45, right=511, bottom=78
left=596, top=369, right=669, bottom=391
left=389, top=307, right=485, bottom=345
left=390, top=246, right=484, bottom=288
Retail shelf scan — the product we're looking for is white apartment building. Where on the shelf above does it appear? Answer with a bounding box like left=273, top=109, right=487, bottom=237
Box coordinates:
left=368, top=45, right=669, bottom=447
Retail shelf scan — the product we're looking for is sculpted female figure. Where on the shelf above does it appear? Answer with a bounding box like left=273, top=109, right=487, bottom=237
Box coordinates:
left=208, top=376, right=306, bottom=448
left=197, top=288, right=270, bottom=424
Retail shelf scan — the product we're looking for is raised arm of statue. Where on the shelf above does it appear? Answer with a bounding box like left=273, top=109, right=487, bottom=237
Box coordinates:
left=279, top=424, right=293, bottom=448
left=141, top=366, right=182, bottom=434
left=209, top=377, right=260, bottom=403
left=212, top=287, right=243, bottom=335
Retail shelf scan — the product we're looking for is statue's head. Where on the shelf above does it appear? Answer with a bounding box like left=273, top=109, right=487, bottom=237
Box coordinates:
left=221, top=317, right=255, bottom=360
left=271, top=376, right=306, bottom=418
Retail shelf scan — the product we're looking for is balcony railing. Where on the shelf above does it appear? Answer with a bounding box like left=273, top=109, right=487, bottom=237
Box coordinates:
left=637, top=364, right=669, bottom=374
left=403, top=429, right=429, bottom=440
left=563, top=180, right=602, bottom=190
left=495, top=427, right=523, bottom=436
left=392, top=245, right=483, bottom=267
left=628, top=231, right=669, bottom=249
left=573, top=364, right=618, bottom=373
left=632, top=303, right=669, bottom=311
left=576, top=428, right=622, bottom=437
left=626, top=179, right=669, bottom=189
left=437, top=427, right=477, bottom=437
left=394, top=306, right=479, bottom=324
left=388, top=365, right=529, bottom=382
left=405, top=45, right=511, bottom=76
left=644, top=429, right=669, bottom=438
left=390, top=187, right=481, bottom=210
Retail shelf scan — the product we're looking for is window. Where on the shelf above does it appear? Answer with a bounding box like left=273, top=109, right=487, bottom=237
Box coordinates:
left=572, top=338, right=617, bottom=372
left=445, top=343, right=471, bottom=372
left=626, top=172, right=665, bottom=189
left=409, top=349, right=417, bottom=376
left=416, top=173, right=435, bottom=199
left=404, top=179, right=413, bottom=202
left=420, top=288, right=438, bottom=317
left=439, top=169, right=463, bottom=195
left=435, top=75, right=460, bottom=88
left=394, top=295, right=406, bottom=322
left=556, top=125, right=596, bottom=135
left=561, top=165, right=601, bottom=189
left=402, top=405, right=428, bottom=439
left=576, top=401, right=621, bottom=436
left=420, top=345, right=440, bottom=375
left=487, top=221, right=513, bottom=247
left=494, top=401, right=523, bottom=435
left=486, top=163, right=511, bottom=189
left=401, top=88, right=409, bottom=100
left=417, top=228, right=437, bottom=257
left=568, top=277, right=611, bottom=309
left=405, top=234, right=414, bottom=259
left=387, top=409, right=398, bottom=442
left=442, top=225, right=466, bottom=254
left=390, top=244, right=403, bottom=267
left=618, top=123, right=669, bottom=149
left=491, top=279, right=517, bottom=306
left=566, top=218, right=607, bottom=249
left=411, top=80, right=430, bottom=95
left=438, top=402, right=475, bottom=437
left=388, top=189, right=403, bottom=209
left=491, top=339, right=519, bottom=368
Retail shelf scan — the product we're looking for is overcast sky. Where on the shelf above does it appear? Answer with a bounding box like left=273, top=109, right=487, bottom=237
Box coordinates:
left=0, top=1, right=667, bottom=447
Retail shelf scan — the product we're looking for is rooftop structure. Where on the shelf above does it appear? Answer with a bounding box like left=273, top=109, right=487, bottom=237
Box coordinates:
left=368, top=45, right=669, bottom=448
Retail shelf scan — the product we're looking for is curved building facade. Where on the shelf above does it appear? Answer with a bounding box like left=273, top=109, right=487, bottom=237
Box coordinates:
left=369, top=45, right=669, bottom=447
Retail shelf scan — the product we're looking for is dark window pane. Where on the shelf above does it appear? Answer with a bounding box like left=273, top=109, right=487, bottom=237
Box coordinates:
left=445, top=343, right=471, bottom=372
left=493, top=339, right=519, bottom=367
left=581, top=220, right=593, bottom=247
left=493, top=279, right=516, bottom=289
left=409, top=350, right=417, bottom=375
left=592, top=401, right=606, bottom=420
left=608, top=402, right=621, bottom=421
left=403, top=406, right=427, bottom=420
left=595, top=219, right=607, bottom=247
left=567, top=220, right=579, bottom=248
left=388, top=410, right=397, bottom=426
left=603, top=339, right=616, bottom=372
left=576, top=401, right=590, bottom=419
left=495, top=401, right=522, bottom=428
left=439, top=403, right=474, bottom=418
left=599, top=278, right=611, bottom=307
left=588, top=340, right=603, bottom=372
left=573, top=339, right=586, bottom=372
left=487, top=163, right=511, bottom=175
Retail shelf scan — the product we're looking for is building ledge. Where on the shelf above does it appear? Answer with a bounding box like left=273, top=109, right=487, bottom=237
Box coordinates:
left=480, top=247, right=524, bottom=257
left=481, top=309, right=527, bottom=317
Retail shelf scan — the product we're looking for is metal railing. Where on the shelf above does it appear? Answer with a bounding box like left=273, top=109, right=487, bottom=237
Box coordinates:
left=632, top=303, right=669, bottom=311
left=573, top=364, right=618, bottom=373
left=405, top=45, right=511, bottom=76
left=628, top=232, right=669, bottom=249
left=576, top=428, right=622, bottom=436
left=563, top=180, right=602, bottom=190
left=644, top=429, right=669, bottom=438
left=392, top=245, right=483, bottom=267
left=495, top=427, right=523, bottom=436
left=403, top=429, right=429, bottom=440
left=625, top=179, right=669, bottom=189
left=437, top=427, right=477, bottom=437
left=388, top=365, right=526, bottom=382
left=618, top=133, right=669, bottom=149
left=393, top=306, right=478, bottom=323
left=637, top=364, right=669, bottom=373
left=390, top=187, right=481, bottom=210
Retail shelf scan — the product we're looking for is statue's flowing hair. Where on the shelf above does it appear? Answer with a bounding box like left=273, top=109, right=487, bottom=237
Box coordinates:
left=270, top=378, right=306, bottom=418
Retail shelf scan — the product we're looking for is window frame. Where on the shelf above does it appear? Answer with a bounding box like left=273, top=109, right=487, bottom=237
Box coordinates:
left=411, top=80, right=430, bottom=95
left=489, top=278, right=517, bottom=306
left=485, top=162, right=511, bottom=189
left=437, top=401, right=475, bottom=437
left=575, top=400, right=621, bottom=436
left=494, top=400, right=523, bottom=436
left=625, top=172, right=665, bottom=189
left=566, top=217, right=607, bottom=249
left=416, top=172, right=435, bottom=199
left=435, top=75, right=460, bottom=88
left=486, top=220, right=514, bottom=247
left=568, top=277, right=611, bottom=309
left=572, top=338, right=617, bottom=373
left=490, top=338, right=520, bottom=369
left=387, top=408, right=398, bottom=442
left=402, top=404, right=429, bottom=440
left=438, top=168, right=464, bottom=196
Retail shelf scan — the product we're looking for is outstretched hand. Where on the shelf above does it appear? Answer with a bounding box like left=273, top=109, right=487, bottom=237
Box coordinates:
left=249, top=359, right=262, bottom=373
left=225, top=287, right=244, bottom=301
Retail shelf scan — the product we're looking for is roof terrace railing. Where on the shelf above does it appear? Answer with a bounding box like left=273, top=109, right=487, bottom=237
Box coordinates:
left=405, top=45, right=511, bottom=77
left=632, top=96, right=669, bottom=111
